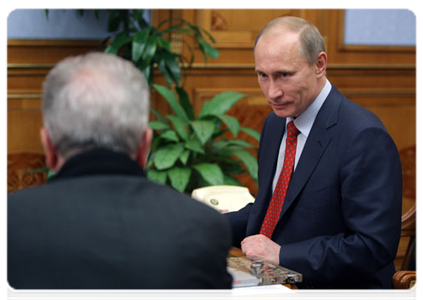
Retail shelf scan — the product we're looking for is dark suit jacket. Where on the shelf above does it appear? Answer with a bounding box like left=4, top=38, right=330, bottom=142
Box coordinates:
left=8, top=149, right=232, bottom=289
left=227, top=85, right=402, bottom=289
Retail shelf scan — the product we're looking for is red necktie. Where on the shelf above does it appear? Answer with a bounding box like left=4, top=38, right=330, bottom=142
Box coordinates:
left=260, top=121, right=299, bottom=238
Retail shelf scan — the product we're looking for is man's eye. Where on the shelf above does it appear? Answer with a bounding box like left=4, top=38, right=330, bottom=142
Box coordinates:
left=258, top=73, right=268, bottom=79
left=281, top=73, right=289, bottom=78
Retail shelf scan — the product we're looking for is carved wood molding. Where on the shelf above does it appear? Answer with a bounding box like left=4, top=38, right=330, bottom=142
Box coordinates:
left=7, top=153, right=47, bottom=193
left=393, top=270, right=416, bottom=289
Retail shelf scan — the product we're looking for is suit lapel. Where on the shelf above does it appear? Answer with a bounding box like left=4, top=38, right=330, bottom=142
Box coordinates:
left=250, top=114, right=286, bottom=231
left=278, top=87, right=342, bottom=219
left=261, top=115, right=286, bottom=196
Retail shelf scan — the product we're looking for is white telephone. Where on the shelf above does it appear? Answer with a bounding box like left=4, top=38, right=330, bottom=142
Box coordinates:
left=191, top=185, right=255, bottom=213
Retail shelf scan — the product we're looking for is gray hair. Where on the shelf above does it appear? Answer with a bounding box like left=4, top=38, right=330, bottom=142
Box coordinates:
left=254, top=16, right=326, bottom=65
left=42, top=52, right=150, bottom=158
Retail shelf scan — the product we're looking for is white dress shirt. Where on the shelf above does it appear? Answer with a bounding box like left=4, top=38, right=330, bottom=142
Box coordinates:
left=272, top=79, right=332, bottom=192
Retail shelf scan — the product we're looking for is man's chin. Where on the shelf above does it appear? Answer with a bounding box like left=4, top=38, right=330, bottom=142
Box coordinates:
left=272, top=108, right=292, bottom=118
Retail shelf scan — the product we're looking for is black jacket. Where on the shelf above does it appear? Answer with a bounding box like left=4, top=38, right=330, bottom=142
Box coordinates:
left=8, top=149, right=232, bottom=289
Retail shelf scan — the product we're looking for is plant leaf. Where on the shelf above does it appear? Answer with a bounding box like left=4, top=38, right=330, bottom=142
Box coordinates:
left=168, top=167, right=192, bottom=192
left=104, top=32, right=131, bottom=55
left=231, top=149, right=258, bottom=182
left=215, top=114, right=240, bottom=137
left=198, top=35, right=220, bottom=58
left=223, top=175, right=242, bottom=186
left=141, top=33, right=158, bottom=66
left=179, top=150, right=190, bottom=165
left=157, top=36, right=172, bottom=51
left=77, top=10, right=85, bottom=18
left=227, top=140, right=256, bottom=148
left=132, top=28, right=150, bottom=62
left=149, top=120, right=169, bottom=131
left=190, top=120, right=215, bottom=145
left=150, top=135, right=162, bottom=152
left=157, top=58, right=173, bottom=87
left=212, top=140, right=255, bottom=155
left=131, top=9, right=144, bottom=20
left=141, top=64, right=153, bottom=88
left=107, top=10, right=122, bottom=32
left=150, top=107, right=167, bottom=124
left=162, top=51, right=181, bottom=85
left=153, top=143, right=184, bottom=170
left=176, top=87, right=195, bottom=121
left=93, top=10, right=100, bottom=20
left=147, top=169, right=167, bottom=185
left=153, top=84, right=189, bottom=123
left=160, top=130, right=179, bottom=142
left=200, top=27, right=217, bottom=44
left=198, top=91, right=245, bottom=118
left=193, top=163, right=224, bottom=186
left=240, top=127, right=261, bottom=142
left=167, top=115, right=189, bottom=141
left=184, top=135, right=205, bottom=154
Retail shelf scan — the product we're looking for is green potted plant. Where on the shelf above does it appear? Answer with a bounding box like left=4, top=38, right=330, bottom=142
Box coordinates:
left=97, top=9, right=219, bottom=88
left=44, top=9, right=260, bottom=193
left=147, top=84, right=260, bottom=193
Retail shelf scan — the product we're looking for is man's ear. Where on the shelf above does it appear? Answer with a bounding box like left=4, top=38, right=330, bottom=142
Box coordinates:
left=135, top=127, right=153, bottom=169
left=40, top=128, right=59, bottom=170
left=315, top=51, right=327, bottom=78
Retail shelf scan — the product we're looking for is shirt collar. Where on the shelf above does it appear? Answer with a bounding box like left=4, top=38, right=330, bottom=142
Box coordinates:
left=287, top=79, right=332, bottom=137
left=50, top=148, right=145, bottom=181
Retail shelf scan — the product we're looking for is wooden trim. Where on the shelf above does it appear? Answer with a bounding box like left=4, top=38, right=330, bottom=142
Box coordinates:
left=336, top=10, right=416, bottom=53
left=7, top=39, right=104, bottom=47
left=338, top=44, right=416, bottom=53
left=7, top=62, right=416, bottom=71
left=8, top=94, right=42, bottom=99
left=340, top=88, right=415, bottom=98
left=7, top=63, right=55, bottom=69
left=327, top=64, right=415, bottom=70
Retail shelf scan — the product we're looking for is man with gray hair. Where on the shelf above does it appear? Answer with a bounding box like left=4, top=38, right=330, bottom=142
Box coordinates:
left=226, top=16, right=402, bottom=289
left=8, top=53, right=232, bottom=289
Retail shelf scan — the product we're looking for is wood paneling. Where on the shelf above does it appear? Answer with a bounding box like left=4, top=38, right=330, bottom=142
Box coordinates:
left=7, top=9, right=415, bottom=269
left=197, top=9, right=301, bottom=49
left=8, top=97, right=44, bottom=154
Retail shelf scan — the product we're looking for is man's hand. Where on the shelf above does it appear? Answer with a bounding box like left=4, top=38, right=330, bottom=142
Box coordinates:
left=240, top=234, right=281, bottom=265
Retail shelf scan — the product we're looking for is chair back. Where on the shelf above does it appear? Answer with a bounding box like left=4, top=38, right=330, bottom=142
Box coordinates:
left=8, top=153, right=47, bottom=193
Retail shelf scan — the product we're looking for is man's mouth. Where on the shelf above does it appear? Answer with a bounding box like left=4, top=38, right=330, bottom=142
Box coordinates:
left=272, top=102, right=290, bottom=109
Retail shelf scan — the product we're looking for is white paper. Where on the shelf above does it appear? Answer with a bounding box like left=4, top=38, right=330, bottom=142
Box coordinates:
left=231, top=283, right=294, bottom=296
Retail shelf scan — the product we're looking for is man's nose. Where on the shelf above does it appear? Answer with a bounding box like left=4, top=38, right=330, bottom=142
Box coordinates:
left=268, top=80, right=283, bottom=100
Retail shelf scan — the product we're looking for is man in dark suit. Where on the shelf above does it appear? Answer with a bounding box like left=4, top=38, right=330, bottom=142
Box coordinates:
left=8, top=53, right=232, bottom=289
left=226, top=16, right=402, bottom=288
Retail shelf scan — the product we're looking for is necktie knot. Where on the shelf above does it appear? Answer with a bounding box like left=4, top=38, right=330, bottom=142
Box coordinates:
left=287, top=121, right=299, bottom=138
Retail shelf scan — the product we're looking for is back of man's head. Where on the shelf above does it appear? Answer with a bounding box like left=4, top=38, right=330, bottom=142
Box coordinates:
left=42, top=52, right=150, bottom=159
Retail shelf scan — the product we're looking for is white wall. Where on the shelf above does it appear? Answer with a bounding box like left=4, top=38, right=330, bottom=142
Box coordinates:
left=7, top=9, right=150, bottom=40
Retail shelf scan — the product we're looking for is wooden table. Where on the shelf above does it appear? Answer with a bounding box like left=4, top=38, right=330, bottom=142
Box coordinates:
left=229, top=247, right=301, bottom=300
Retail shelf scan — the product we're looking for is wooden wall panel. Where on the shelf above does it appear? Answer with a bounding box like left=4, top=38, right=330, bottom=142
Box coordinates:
left=5, top=8, right=420, bottom=204
left=8, top=97, right=44, bottom=153
left=197, top=9, right=301, bottom=48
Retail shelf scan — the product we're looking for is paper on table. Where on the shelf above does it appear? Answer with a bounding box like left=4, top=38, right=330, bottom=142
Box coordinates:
left=232, top=284, right=295, bottom=297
